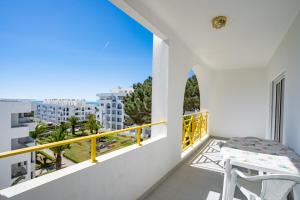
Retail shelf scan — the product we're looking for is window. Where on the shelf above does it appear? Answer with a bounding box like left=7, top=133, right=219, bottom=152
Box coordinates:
left=112, top=124, right=116, bottom=129
left=117, top=103, right=122, bottom=109
left=117, top=111, right=122, bottom=115
left=112, top=103, right=116, bottom=108
left=117, top=118, right=122, bottom=122
left=117, top=125, right=121, bottom=130
left=112, top=117, right=116, bottom=122
left=106, top=104, right=111, bottom=109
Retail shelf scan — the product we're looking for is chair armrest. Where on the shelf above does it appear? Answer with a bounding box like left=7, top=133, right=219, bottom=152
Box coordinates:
left=231, top=169, right=300, bottom=183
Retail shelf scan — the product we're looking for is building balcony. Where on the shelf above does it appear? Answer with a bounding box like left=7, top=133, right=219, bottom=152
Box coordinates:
left=11, top=137, right=35, bottom=150
left=18, top=117, right=34, bottom=124
left=11, top=161, right=28, bottom=179
left=11, top=113, right=35, bottom=130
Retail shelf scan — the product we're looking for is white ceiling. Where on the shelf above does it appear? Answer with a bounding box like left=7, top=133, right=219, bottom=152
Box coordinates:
left=123, top=0, right=300, bottom=69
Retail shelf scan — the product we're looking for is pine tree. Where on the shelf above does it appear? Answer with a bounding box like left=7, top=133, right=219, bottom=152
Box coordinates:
left=183, top=75, right=200, bottom=114
left=123, top=75, right=200, bottom=125
left=123, top=77, right=152, bottom=125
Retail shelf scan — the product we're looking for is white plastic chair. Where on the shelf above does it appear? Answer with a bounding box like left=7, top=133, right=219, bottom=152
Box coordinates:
left=228, top=169, right=300, bottom=200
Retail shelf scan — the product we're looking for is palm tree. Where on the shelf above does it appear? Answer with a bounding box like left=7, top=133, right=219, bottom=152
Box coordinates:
left=36, top=152, right=54, bottom=176
left=85, top=114, right=97, bottom=134
left=29, top=122, right=46, bottom=139
left=68, top=116, right=78, bottom=135
left=59, top=122, right=69, bottom=133
left=79, top=127, right=86, bottom=136
left=92, top=121, right=101, bottom=134
left=49, top=125, right=70, bottom=170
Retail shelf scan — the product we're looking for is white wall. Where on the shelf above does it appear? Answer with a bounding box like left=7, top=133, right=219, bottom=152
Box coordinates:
left=267, top=11, right=300, bottom=154
left=210, top=68, right=268, bottom=138
left=267, top=11, right=300, bottom=199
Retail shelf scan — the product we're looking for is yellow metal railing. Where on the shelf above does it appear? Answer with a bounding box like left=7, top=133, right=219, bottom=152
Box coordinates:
left=181, top=111, right=208, bottom=151
left=0, top=121, right=166, bottom=162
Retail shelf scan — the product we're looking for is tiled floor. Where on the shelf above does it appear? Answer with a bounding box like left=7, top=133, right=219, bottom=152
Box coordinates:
left=143, top=138, right=246, bottom=200
left=190, top=138, right=225, bottom=173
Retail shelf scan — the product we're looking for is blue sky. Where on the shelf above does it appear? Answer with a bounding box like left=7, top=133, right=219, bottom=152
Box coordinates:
left=0, top=0, right=153, bottom=101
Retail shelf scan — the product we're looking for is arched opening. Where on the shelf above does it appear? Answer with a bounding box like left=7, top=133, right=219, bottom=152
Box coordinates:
left=183, top=70, right=200, bottom=115
left=181, top=69, right=207, bottom=152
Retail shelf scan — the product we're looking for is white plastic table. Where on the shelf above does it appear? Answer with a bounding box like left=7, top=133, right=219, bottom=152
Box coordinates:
left=220, top=137, right=300, bottom=200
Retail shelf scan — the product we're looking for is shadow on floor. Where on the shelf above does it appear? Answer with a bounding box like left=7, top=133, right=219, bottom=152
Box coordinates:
left=143, top=138, right=246, bottom=200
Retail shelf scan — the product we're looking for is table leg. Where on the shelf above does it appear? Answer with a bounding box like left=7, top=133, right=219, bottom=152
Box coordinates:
left=222, top=159, right=232, bottom=200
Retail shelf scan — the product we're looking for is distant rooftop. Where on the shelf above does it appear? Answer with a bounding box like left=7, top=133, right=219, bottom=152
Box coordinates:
left=42, top=99, right=87, bottom=106
left=111, top=87, right=134, bottom=94
left=97, top=87, right=133, bottom=97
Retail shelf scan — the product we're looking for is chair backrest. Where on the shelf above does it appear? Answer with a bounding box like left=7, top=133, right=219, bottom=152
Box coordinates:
left=232, top=169, right=300, bottom=200
left=261, top=179, right=297, bottom=200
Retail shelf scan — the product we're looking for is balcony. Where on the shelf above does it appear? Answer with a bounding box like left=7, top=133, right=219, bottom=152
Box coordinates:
left=11, top=137, right=35, bottom=150
left=11, top=113, right=35, bottom=129
left=0, top=112, right=209, bottom=199
left=1, top=0, right=300, bottom=199
left=11, top=161, right=28, bottom=179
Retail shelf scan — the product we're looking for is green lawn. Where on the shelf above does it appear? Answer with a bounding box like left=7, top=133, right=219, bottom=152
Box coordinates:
left=63, top=135, right=135, bottom=163
left=36, top=128, right=136, bottom=164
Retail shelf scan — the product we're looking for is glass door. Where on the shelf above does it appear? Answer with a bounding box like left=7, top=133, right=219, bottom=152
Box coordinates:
left=271, top=74, right=285, bottom=143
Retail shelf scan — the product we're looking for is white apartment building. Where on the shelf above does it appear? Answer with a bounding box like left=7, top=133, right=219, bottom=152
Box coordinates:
left=0, top=100, right=36, bottom=189
left=35, top=99, right=98, bottom=124
left=96, top=87, right=133, bottom=130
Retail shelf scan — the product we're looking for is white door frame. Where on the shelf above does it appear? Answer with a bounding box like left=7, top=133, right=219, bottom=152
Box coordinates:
left=270, top=72, right=286, bottom=143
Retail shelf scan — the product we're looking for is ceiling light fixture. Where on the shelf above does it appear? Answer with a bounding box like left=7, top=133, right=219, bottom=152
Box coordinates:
left=212, top=16, right=227, bottom=29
